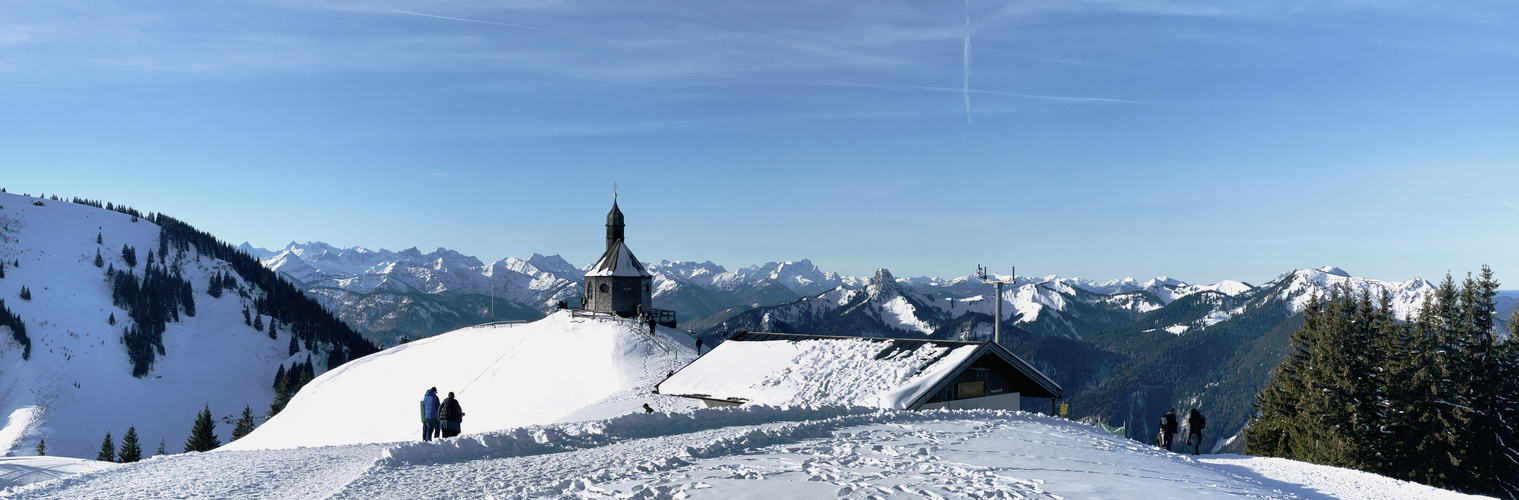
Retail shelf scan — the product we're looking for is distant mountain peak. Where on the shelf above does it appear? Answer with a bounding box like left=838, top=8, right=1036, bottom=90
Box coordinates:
left=866, top=268, right=903, bottom=297
left=1316, top=266, right=1350, bottom=277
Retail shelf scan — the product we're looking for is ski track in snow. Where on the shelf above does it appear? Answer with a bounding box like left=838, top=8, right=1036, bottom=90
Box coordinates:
left=3, top=408, right=1481, bottom=499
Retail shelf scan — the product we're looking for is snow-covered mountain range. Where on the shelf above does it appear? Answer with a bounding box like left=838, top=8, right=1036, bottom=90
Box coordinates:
left=248, top=241, right=1424, bottom=346
left=240, top=241, right=885, bottom=345
left=248, top=241, right=1459, bottom=351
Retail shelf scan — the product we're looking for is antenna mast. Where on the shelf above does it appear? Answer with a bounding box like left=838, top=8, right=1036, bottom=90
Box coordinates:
left=978, top=264, right=1016, bottom=345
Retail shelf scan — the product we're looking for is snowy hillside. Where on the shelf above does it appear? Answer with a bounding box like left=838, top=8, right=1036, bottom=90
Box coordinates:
left=1263, top=266, right=1438, bottom=319
left=225, top=311, right=700, bottom=450
left=3, top=407, right=1481, bottom=499
left=0, top=193, right=323, bottom=459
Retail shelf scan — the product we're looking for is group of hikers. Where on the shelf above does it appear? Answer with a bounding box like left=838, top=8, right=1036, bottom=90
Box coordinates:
left=1157, top=408, right=1206, bottom=455
left=419, top=387, right=465, bottom=441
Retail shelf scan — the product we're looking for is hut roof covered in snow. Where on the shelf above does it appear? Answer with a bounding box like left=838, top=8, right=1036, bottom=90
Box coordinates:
left=585, top=239, right=651, bottom=278
left=656, top=332, right=1062, bottom=410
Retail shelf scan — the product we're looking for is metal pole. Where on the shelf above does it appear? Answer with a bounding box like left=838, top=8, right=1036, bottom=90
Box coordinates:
left=993, top=281, right=1002, bottom=345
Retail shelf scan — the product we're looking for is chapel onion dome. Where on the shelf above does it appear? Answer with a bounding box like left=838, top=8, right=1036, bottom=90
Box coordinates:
left=607, top=200, right=624, bottom=227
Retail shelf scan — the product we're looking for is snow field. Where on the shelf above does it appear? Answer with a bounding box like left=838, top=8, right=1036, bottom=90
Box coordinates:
left=5, top=407, right=1483, bottom=499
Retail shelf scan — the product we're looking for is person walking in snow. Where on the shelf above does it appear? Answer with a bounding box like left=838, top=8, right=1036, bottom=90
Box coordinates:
left=1157, top=408, right=1179, bottom=452
left=420, top=387, right=441, bottom=441
left=694, top=337, right=703, bottom=355
left=1186, top=408, right=1206, bottom=455
left=439, top=392, right=465, bottom=438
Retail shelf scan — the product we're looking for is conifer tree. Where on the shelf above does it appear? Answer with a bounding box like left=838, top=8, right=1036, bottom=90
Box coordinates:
left=97, top=232, right=102, bottom=245
left=253, top=314, right=263, bottom=332
left=326, top=344, right=345, bottom=370
left=118, top=426, right=142, bottom=463
left=34, top=438, right=44, bottom=456
left=232, top=405, right=256, bottom=441
left=156, top=438, right=166, bottom=456
left=180, top=281, right=195, bottom=317
left=121, top=244, right=136, bottom=268
left=1414, top=274, right=1466, bottom=487
left=270, top=365, right=292, bottom=417
left=1453, top=266, right=1515, bottom=495
left=94, top=248, right=104, bottom=268
left=268, top=317, right=279, bottom=340
left=288, top=334, right=299, bottom=356
left=97, top=432, right=115, bottom=462
left=0, top=261, right=5, bottom=279
left=294, top=361, right=313, bottom=393
left=269, top=384, right=290, bottom=418
left=1248, top=268, right=1519, bottom=497
left=183, top=404, right=220, bottom=452
left=243, top=306, right=251, bottom=326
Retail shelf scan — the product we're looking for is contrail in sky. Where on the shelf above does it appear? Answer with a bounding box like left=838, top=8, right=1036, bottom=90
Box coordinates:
left=811, top=81, right=1142, bottom=104
left=962, top=0, right=972, bottom=125
left=392, top=10, right=603, bottom=40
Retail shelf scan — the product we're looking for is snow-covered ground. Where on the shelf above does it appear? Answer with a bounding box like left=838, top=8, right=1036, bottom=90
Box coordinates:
left=0, top=457, right=113, bottom=490
left=227, top=311, right=701, bottom=450
left=1, top=407, right=1481, bottom=499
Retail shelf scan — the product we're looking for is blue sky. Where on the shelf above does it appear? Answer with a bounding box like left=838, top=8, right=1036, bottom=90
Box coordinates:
left=3, top=0, right=1516, bottom=285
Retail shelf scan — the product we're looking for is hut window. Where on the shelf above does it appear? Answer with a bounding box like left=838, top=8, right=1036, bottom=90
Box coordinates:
left=599, top=283, right=610, bottom=293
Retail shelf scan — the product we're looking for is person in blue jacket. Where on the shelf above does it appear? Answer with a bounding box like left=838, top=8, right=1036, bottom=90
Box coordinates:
left=420, top=387, right=440, bottom=441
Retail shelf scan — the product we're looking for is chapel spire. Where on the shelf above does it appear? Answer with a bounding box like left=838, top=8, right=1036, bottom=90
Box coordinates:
left=605, top=195, right=625, bottom=253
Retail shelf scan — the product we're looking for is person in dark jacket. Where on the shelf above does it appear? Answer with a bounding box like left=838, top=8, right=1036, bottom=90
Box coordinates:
left=439, top=392, right=465, bottom=438
left=420, top=387, right=440, bottom=441
left=1186, top=408, right=1206, bottom=455
left=1157, top=408, right=1179, bottom=451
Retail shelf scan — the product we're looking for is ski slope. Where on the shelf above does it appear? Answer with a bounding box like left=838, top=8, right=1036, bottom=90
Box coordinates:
left=2, top=407, right=1481, bottom=499
left=224, top=311, right=701, bottom=450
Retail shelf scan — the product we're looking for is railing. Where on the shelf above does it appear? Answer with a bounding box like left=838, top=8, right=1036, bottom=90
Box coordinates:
left=477, top=319, right=530, bottom=328
left=648, top=308, right=677, bottom=327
